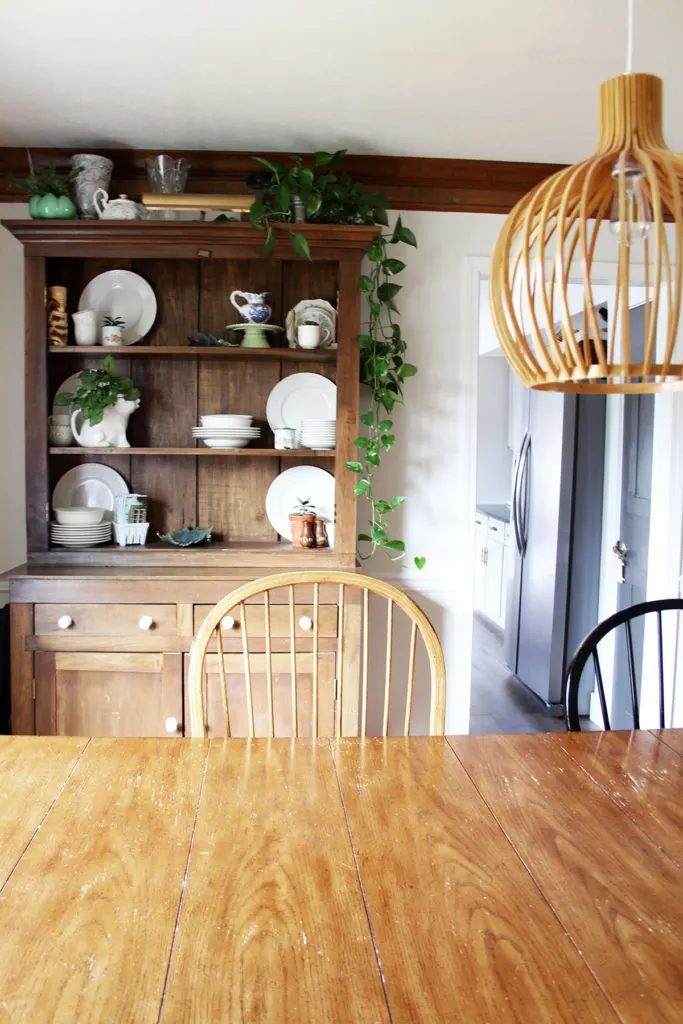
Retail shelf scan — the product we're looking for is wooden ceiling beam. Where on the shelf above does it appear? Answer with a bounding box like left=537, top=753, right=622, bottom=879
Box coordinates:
left=0, top=147, right=566, bottom=214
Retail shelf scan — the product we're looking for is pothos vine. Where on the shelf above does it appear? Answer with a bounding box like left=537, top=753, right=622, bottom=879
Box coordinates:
left=249, top=152, right=424, bottom=569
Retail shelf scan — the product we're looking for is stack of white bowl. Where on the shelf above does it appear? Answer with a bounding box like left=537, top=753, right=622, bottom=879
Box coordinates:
left=298, top=419, right=337, bottom=450
left=192, top=414, right=261, bottom=449
left=51, top=507, right=112, bottom=547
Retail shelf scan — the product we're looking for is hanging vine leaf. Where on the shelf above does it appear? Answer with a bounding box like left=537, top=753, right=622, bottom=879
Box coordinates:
left=290, top=232, right=311, bottom=261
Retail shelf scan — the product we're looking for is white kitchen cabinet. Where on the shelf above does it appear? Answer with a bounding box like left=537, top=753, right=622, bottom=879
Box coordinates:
left=474, top=513, right=509, bottom=628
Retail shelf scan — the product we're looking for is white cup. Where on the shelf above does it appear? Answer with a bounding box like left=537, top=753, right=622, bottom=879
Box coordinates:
left=274, top=427, right=297, bottom=450
left=72, top=309, right=98, bottom=346
left=297, top=324, right=322, bottom=350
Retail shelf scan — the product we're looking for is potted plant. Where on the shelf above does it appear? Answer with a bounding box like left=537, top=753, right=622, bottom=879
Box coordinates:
left=54, top=354, right=140, bottom=449
left=102, top=316, right=125, bottom=347
left=289, top=498, right=317, bottom=548
left=12, top=154, right=77, bottom=219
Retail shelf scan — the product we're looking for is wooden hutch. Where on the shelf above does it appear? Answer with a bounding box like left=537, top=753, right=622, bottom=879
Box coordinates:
left=4, top=220, right=376, bottom=737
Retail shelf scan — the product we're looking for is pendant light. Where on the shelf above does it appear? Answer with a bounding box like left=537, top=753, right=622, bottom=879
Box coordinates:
left=490, top=0, right=683, bottom=393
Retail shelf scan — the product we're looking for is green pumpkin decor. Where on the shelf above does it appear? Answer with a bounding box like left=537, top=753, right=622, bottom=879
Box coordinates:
left=13, top=156, right=77, bottom=219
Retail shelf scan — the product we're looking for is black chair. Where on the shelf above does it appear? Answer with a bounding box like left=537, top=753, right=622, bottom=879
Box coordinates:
left=564, top=598, right=683, bottom=731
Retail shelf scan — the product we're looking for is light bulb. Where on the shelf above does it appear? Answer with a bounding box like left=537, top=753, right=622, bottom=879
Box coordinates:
left=609, top=156, right=652, bottom=245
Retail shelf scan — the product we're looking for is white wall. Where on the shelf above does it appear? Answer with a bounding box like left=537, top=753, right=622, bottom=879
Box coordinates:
left=363, top=212, right=506, bottom=733
left=0, top=204, right=28, bottom=605
left=476, top=355, right=511, bottom=505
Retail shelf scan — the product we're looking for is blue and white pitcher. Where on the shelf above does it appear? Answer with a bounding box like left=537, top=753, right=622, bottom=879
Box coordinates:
left=230, top=291, right=272, bottom=324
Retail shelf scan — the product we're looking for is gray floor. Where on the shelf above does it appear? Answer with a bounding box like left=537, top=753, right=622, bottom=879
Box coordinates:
left=469, top=614, right=568, bottom=734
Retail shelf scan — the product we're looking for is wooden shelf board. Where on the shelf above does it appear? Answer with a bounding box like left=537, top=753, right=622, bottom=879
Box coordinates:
left=30, top=542, right=353, bottom=569
left=48, top=345, right=338, bottom=361
left=48, top=447, right=336, bottom=457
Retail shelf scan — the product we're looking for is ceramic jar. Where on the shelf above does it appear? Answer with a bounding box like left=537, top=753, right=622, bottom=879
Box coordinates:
left=71, top=154, right=114, bottom=218
left=48, top=415, right=73, bottom=446
left=274, top=427, right=296, bottom=450
left=230, top=291, right=272, bottom=324
left=72, top=309, right=98, bottom=346
left=102, top=324, right=124, bottom=346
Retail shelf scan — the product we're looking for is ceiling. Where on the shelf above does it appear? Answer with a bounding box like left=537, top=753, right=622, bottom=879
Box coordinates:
left=1, top=0, right=682, bottom=163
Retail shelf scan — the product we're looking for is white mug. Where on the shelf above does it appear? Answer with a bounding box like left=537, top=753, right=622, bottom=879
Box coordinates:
left=297, top=324, right=323, bottom=350
left=72, top=309, right=98, bottom=346
left=274, top=427, right=297, bottom=450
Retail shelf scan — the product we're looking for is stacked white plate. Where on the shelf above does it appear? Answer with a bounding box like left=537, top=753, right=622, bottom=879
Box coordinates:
left=298, top=419, right=337, bottom=450
left=192, top=414, right=261, bottom=449
left=50, top=522, right=112, bottom=547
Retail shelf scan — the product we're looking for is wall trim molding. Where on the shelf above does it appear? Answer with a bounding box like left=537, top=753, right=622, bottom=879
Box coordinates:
left=0, top=148, right=565, bottom=214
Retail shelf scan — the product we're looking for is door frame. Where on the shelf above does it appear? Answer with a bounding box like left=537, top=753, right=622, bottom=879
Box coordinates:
left=468, top=255, right=683, bottom=730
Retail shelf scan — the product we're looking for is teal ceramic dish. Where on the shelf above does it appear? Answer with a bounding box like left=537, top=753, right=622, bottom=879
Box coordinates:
left=158, top=527, right=213, bottom=547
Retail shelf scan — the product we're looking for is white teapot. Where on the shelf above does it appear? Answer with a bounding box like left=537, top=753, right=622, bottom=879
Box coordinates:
left=93, top=189, right=142, bottom=220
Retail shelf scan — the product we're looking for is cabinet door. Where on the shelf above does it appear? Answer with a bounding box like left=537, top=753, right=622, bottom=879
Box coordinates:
left=483, top=538, right=505, bottom=626
left=184, top=652, right=337, bottom=738
left=34, top=652, right=183, bottom=737
left=475, top=515, right=488, bottom=612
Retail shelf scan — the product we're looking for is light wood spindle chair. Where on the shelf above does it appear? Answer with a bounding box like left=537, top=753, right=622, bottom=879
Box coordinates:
left=187, top=571, right=446, bottom=738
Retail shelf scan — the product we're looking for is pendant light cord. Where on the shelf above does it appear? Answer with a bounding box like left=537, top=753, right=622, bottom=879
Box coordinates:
left=626, top=0, right=634, bottom=73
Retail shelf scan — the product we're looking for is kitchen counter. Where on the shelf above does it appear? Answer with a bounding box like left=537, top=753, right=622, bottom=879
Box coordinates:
left=476, top=503, right=511, bottom=524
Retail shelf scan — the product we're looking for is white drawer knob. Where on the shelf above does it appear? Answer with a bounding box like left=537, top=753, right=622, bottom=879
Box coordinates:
left=57, top=615, right=73, bottom=630
left=138, top=615, right=154, bottom=630
left=299, top=615, right=313, bottom=632
left=165, top=717, right=179, bottom=734
left=221, top=615, right=236, bottom=630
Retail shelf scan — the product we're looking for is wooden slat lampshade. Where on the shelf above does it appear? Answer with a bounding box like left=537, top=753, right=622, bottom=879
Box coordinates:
left=490, top=74, right=683, bottom=393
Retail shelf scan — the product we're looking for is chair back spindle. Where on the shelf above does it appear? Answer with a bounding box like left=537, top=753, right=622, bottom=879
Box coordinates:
left=564, top=598, right=683, bottom=730
left=188, top=571, right=446, bottom=738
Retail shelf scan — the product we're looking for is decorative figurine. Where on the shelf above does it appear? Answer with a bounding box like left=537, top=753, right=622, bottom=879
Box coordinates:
left=47, top=286, right=68, bottom=347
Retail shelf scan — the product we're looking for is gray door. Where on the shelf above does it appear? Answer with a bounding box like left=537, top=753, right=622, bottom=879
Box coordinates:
left=612, top=306, right=654, bottom=727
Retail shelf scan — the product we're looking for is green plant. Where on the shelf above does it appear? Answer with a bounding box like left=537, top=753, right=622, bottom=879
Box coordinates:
left=251, top=151, right=423, bottom=569
left=300, top=319, right=319, bottom=326
left=54, top=354, right=140, bottom=426
left=290, top=497, right=316, bottom=517
left=348, top=217, right=423, bottom=570
left=102, top=316, right=125, bottom=327
left=11, top=154, right=71, bottom=198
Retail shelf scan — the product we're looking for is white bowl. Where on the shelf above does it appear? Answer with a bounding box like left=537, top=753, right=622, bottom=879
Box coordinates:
left=202, top=437, right=251, bottom=448
left=53, top=507, right=105, bottom=526
left=200, top=415, right=253, bottom=428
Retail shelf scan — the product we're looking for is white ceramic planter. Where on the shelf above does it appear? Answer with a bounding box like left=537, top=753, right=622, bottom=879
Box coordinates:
left=72, top=309, right=98, bottom=346
left=102, top=324, right=124, bottom=346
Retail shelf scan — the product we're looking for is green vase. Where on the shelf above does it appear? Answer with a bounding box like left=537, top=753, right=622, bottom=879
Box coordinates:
left=55, top=195, right=77, bottom=218
left=34, top=193, right=77, bottom=219
left=37, top=194, right=59, bottom=218
left=29, top=195, right=42, bottom=218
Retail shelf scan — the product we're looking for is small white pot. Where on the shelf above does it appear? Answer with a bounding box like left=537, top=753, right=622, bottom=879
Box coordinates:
left=297, top=324, right=322, bottom=350
left=72, top=309, right=98, bottom=346
left=102, top=324, right=124, bottom=346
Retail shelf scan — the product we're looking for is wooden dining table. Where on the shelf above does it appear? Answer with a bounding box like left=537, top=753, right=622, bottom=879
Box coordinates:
left=0, top=730, right=682, bottom=1022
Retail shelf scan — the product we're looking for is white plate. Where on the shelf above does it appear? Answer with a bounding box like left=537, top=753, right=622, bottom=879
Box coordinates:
left=50, top=526, right=111, bottom=535
left=79, top=270, right=157, bottom=346
left=53, top=373, right=83, bottom=415
left=51, top=537, right=112, bottom=547
left=266, top=466, right=335, bottom=545
left=52, top=465, right=129, bottom=522
left=191, top=428, right=261, bottom=435
left=266, top=374, right=337, bottom=431
left=286, top=299, right=337, bottom=349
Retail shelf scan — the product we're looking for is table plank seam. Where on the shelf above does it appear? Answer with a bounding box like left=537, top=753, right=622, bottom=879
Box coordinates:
left=156, top=738, right=212, bottom=1024
left=650, top=730, right=683, bottom=759
left=328, top=740, right=394, bottom=1024
left=549, top=734, right=683, bottom=871
left=0, top=737, right=91, bottom=897
left=445, top=737, right=624, bottom=1024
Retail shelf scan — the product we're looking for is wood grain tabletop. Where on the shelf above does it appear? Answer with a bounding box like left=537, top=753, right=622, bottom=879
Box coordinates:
left=0, top=731, right=681, bottom=1022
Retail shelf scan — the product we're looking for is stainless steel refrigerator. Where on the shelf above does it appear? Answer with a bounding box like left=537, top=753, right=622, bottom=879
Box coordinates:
left=504, top=384, right=606, bottom=710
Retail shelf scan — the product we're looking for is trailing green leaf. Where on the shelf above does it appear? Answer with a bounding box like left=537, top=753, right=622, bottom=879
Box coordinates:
left=290, top=232, right=311, bottom=261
